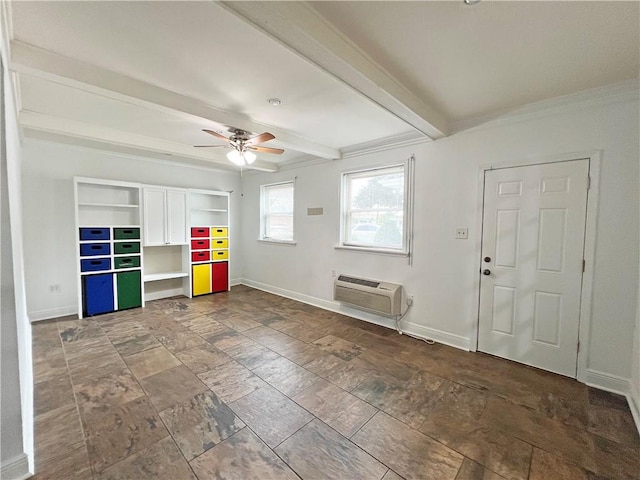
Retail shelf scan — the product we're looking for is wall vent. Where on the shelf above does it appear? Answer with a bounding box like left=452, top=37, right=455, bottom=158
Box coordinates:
left=334, top=274, right=402, bottom=317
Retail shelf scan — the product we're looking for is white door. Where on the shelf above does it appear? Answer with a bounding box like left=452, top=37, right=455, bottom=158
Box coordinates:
left=478, top=159, right=589, bottom=377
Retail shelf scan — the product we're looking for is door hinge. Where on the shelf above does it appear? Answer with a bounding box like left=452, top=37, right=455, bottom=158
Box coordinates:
left=582, top=259, right=586, bottom=272
left=586, top=176, right=591, bottom=190
left=577, top=340, right=580, bottom=353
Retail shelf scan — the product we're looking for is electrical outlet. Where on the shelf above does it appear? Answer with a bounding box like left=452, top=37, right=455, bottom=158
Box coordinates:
left=49, top=284, right=61, bottom=292
left=455, top=227, right=469, bottom=239
left=406, top=296, right=414, bottom=306
left=331, top=270, right=337, bottom=277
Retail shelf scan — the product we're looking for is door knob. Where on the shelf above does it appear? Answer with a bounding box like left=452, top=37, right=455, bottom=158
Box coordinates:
left=484, top=257, right=491, bottom=263
left=482, top=269, right=491, bottom=276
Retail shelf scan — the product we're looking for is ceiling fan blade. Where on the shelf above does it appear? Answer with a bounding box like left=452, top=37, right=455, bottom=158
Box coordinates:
left=245, top=132, right=275, bottom=146
left=202, top=129, right=230, bottom=142
left=194, top=145, right=229, bottom=148
left=248, top=145, right=285, bottom=154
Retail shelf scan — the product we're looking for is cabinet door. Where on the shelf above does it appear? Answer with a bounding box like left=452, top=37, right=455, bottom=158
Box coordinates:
left=212, top=261, right=228, bottom=293
left=167, top=189, right=187, bottom=244
left=83, top=273, right=114, bottom=316
left=192, top=264, right=212, bottom=296
left=117, top=271, right=142, bottom=310
left=143, top=188, right=166, bottom=245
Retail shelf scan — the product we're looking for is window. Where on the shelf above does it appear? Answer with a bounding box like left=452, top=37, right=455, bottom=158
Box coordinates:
left=341, top=164, right=409, bottom=252
left=260, top=181, right=294, bottom=242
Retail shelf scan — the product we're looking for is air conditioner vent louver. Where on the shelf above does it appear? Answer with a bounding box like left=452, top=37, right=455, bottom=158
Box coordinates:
left=337, top=275, right=380, bottom=288
left=334, top=274, right=402, bottom=317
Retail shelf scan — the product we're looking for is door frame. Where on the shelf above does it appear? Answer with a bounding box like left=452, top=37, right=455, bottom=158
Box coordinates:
left=471, top=150, right=601, bottom=381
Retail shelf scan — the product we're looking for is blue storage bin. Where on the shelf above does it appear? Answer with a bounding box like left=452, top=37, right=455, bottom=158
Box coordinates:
left=79, top=228, right=110, bottom=240
left=80, top=243, right=111, bottom=256
left=80, top=258, right=111, bottom=272
left=83, top=273, right=114, bottom=316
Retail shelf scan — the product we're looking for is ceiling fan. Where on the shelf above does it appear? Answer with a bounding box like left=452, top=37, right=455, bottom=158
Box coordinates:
left=195, top=128, right=284, bottom=166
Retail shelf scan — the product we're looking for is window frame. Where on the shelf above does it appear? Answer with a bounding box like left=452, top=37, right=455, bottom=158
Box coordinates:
left=259, top=180, right=296, bottom=244
left=339, top=162, right=412, bottom=255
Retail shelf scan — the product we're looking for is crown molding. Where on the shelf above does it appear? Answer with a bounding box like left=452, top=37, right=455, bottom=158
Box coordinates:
left=451, top=79, right=640, bottom=134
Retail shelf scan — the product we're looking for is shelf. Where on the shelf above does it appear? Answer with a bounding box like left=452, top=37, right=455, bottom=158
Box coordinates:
left=191, top=208, right=228, bottom=213
left=144, top=272, right=189, bottom=282
left=78, top=203, right=139, bottom=208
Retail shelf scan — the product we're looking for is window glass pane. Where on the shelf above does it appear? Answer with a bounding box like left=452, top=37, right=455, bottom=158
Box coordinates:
left=344, top=166, right=404, bottom=249
left=263, top=183, right=294, bottom=241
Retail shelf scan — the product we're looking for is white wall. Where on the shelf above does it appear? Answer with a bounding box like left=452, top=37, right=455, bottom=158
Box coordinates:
left=241, top=92, right=639, bottom=387
left=21, top=139, right=242, bottom=320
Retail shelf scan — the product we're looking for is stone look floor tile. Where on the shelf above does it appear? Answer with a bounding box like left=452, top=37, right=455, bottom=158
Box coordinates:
left=82, top=396, right=169, bottom=473
left=455, top=458, right=508, bottom=480
left=159, top=390, right=245, bottom=460
left=73, top=366, right=145, bottom=414
left=34, top=373, right=75, bottom=416
left=175, top=343, right=233, bottom=374
left=190, top=428, right=299, bottom=480
left=253, top=356, right=319, bottom=397
left=528, top=448, right=606, bottom=480
left=352, top=369, right=449, bottom=428
left=352, top=412, right=464, bottom=480
left=96, top=436, right=197, bottom=480
left=139, top=364, right=209, bottom=411
left=293, top=379, right=377, bottom=438
left=230, top=385, right=313, bottom=448
left=480, top=397, right=596, bottom=472
left=123, top=346, right=182, bottom=379
left=276, top=418, right=388, bottom=480
left=198, top=360, right=267, bottom=403
left=312, top=334, right=366, bottom=361
left=35, top=404, right=86, bottom=464
left=31, top=288, right=640, bottom=480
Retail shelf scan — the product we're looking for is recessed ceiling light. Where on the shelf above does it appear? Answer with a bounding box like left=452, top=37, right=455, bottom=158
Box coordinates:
left=267, top=98, right=282, bottom=106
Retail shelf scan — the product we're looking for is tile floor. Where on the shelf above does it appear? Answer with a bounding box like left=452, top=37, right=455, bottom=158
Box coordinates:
left=32, top=285, right=639, bottom=480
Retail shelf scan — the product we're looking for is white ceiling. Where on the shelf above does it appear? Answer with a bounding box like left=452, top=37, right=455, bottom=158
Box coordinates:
left=5, top=1, right=639, bottom=172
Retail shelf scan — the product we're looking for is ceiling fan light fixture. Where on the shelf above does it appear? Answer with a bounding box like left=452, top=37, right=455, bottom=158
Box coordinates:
left=244, top=150, right=257, bottom=164
left=226, top=149, right=246, bottom=166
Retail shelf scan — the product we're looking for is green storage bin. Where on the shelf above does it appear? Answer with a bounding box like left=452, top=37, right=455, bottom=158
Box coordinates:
left=114, top=256, right=140, bottom=269
left=117, top=271, right=141, bottom=310
left=114, top=227, right=140, bottom=240
left=114, top=242, right=140, bottom=254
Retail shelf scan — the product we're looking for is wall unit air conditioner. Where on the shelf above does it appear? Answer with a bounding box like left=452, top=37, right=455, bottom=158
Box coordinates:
left=334, top=274, right=402, bottom=317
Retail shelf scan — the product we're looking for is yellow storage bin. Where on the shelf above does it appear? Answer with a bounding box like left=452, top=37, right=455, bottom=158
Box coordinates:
left=212, top=249, right=229, bottom=260
left=192, top=264, right=211, bottom=296
left=211, top=227, right=228, bottom=238
left=212, top=238, right=229, bottom=249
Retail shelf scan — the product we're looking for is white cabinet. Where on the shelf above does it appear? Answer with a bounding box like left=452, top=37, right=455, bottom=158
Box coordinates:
left=143, top=187, right=187, bottom=246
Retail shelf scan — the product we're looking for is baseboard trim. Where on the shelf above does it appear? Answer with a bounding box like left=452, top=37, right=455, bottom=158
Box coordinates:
left=583, top=368, right=630, bottom=396
left=627, top=382, right=640, bottom=435
left=0, top=453, right=31, bottom=480
left=29, top=305, right=76, bottom=322
left=401, top=321, right=471, bottom=351
left=240, top=278, right=471, bottom=351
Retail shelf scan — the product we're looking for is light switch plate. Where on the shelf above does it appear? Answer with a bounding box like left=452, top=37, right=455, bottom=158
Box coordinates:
left=455, top=227, right=469, bottom=239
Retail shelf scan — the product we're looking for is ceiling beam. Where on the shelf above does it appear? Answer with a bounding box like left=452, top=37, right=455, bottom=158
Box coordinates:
left=19, top=110, right=280, bottom=172
left=9, top=40, right=340, bottom=160
left=222, top=1, right=448, bottom=139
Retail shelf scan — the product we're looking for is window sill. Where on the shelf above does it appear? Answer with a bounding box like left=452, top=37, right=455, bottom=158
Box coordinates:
left=334, top=245, right=409, bottom=257
left=258, top=239, right=297, bottom=246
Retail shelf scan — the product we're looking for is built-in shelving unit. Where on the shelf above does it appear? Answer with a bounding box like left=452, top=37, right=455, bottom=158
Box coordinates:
left=189, top=189, right=230, bottom=297
left=74, top=178, right=144, bottom=318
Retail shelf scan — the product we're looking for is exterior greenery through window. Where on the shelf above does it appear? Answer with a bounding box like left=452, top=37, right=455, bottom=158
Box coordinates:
left=261, top=181, right=294, bottom=242
left=342, top=164, right=407, bottom=251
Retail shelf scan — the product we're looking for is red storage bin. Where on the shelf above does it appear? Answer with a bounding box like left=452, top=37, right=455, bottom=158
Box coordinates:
left=191, top=239, right=210, bottom=250
left=191, top=227, right=209, bottom=238
left=191, top=251, right=210, bottom=262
